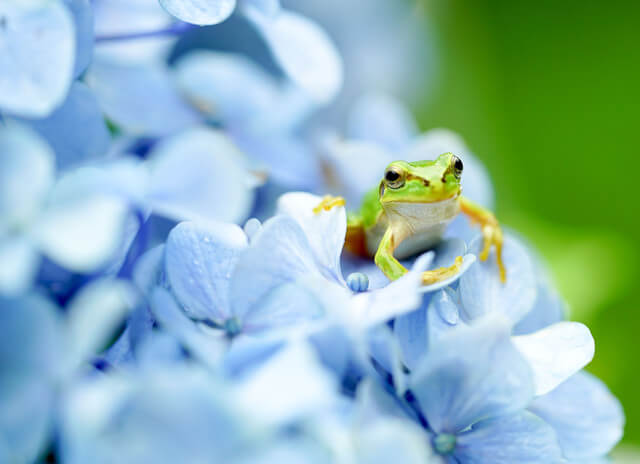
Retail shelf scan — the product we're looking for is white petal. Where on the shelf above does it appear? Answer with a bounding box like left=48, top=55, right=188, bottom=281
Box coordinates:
left=512, top=321, right=595, bottom=396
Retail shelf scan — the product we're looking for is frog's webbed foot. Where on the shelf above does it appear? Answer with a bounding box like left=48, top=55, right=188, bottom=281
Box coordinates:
left=313, top=195, right=346, bottom=214
left=422, top=256, right=464, bottom=285
left=479, top=222, right=506, bottom=283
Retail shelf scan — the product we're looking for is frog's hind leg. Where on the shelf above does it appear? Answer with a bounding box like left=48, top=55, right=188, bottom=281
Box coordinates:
left=345, top=213, right=369, bottom=257
left=421, top=256, right=464, bottom=285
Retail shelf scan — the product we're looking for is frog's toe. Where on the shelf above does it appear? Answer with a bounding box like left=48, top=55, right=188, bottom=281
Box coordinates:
left=312, top=195, right=346, bottom=214
left=422, top=256, right=463, bottom=285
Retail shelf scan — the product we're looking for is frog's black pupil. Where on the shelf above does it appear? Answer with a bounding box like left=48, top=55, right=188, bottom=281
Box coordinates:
left=454, top=157, right=463, bottom=172
left=386, top=170, right=400, bottom=182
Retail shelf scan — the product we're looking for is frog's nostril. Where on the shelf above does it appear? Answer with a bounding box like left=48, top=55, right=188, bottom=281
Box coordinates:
left=423, top=179, right=430, bottom=187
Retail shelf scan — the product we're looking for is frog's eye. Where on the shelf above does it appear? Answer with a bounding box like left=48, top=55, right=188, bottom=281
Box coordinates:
left=384, top=167, right=405, bottom=189
left=451, top=155, right=463, bottom=179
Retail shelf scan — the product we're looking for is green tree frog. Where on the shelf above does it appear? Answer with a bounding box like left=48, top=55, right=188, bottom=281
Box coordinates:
left=313, top=153, right=506, bottom=285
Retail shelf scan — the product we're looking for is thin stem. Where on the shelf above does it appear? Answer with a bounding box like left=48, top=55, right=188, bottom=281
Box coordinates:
left=94, top=22, right=197, bottom=43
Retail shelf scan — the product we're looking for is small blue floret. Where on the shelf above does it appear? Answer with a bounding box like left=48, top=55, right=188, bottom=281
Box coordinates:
left=346, top=272, right=369, bottom=293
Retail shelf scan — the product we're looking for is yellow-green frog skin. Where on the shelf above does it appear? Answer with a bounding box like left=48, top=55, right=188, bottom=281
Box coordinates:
left=313, top=153, right=506, bottom=285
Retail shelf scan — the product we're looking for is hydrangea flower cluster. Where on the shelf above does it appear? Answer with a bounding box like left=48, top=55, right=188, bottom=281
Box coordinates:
left=0, top=1, right=624, bottom=463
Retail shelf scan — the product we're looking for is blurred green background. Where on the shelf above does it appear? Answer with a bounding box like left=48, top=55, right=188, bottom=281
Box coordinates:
left=415, top=0, right=639, bottom=447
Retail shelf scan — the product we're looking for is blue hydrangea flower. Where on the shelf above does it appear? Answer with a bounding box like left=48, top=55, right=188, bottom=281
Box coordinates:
left=61, top=341, right=342, bottom=464
left=159, top=1, right=343, bottom=103
left=174, top=50, right=321, bottom=190
left=0, top=279, right=134, bottom=462
left=0, top=123, right=130, bottom=293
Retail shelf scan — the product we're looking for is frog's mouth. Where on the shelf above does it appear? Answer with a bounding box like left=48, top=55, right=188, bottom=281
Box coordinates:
left=381, top=189, right=462, bottom=204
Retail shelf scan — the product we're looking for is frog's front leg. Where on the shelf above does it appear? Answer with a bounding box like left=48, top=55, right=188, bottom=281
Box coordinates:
left=312, top=195, right=345, bottom=214
left=375, top=228, right=464, bottom=285
left=459, top=196, right=506, bottom=282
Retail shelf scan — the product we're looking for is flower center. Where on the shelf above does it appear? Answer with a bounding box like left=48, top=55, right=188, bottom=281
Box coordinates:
left=432, top=433, right=456, bottom=455
left=223, top=317, right=241, bottom=337
left=346, top=272, right=369, bottom=292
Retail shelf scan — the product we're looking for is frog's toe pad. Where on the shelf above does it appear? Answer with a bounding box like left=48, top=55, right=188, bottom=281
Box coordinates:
left=312, top=195, right=346, bottom=214
left=422, top=256, right=464, bottom=285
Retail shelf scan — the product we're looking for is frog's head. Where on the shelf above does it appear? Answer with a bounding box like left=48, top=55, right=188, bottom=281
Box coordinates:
left=378, top=153, right=463, bottom=204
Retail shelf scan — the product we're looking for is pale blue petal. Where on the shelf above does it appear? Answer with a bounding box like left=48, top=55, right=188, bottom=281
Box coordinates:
left=64, top=279, right=136, bottom=373
left=63, top=0, right=94, bottom=78
left=430, top=238, right=466, bottom=269
left=61, top=365, right=248, bottom=463
left=459, top=234, right=537, bottom=324
left=0, top=1, right=74, bottom=117
left=239, top=0, right=280, bottom=19
left=34, top=168, right=129, bottom=272
left=277, top=192, right=346, bottom=284
left=159, top=0, right=236, bottom=26
left=320, top=136, right=392, bottom=205
left=367, top=325, right=407, bottom=393
left=410, top=315, right=534, bottom=434
left=247, top=10, right=343, bottom=103
left=93, top=0, right=175, bottom=64
left=395, top=288, right=461, bottom=372
left=355, top=379, right=416, bottom=424
left=174, top=50, right=280, bottom=126
left=132, top=244, right=165, bottom=296
left=223, top=335, right=285, bottom=378
left=233, top=341, right=338, bottom=426
left=135, top=331, right=184, bottom=367
left=513, top=278, right=567, bottom=335
left=356, top=419, right=436, bottom=464
left=150, top=287, right=228, bottom=366
left=230, top=215, right=319, bottom=320
left=529, top=371, right=624, bottom=460
left=394, top=303, right=428, bottom=372
left=241, top=282, right=325, bottom=332
left=347, top=93, right=417, bottom=152
left=233, top=131, right=321, bottom=189
left=146, top=127, right=253, bottom=223
left=512, top=322, right=594, bottom=396
left=308, top=324, right=358, bottom=381
left=0, top=294, right=61, bottom=463
left=0, top=236, right=39, bottom=295
left=165, top=221, right=247, bottom=322
left=86, top=59, right=202, bottom=136
left=0, top=123, right=54, bottom=232
left=19, top=82, right=110, bottom=170
left=349, top=252, right=431, bottom=329
left=404, top=129, right=494, bottom=209
left=455, top=411, right=564, bottom=464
